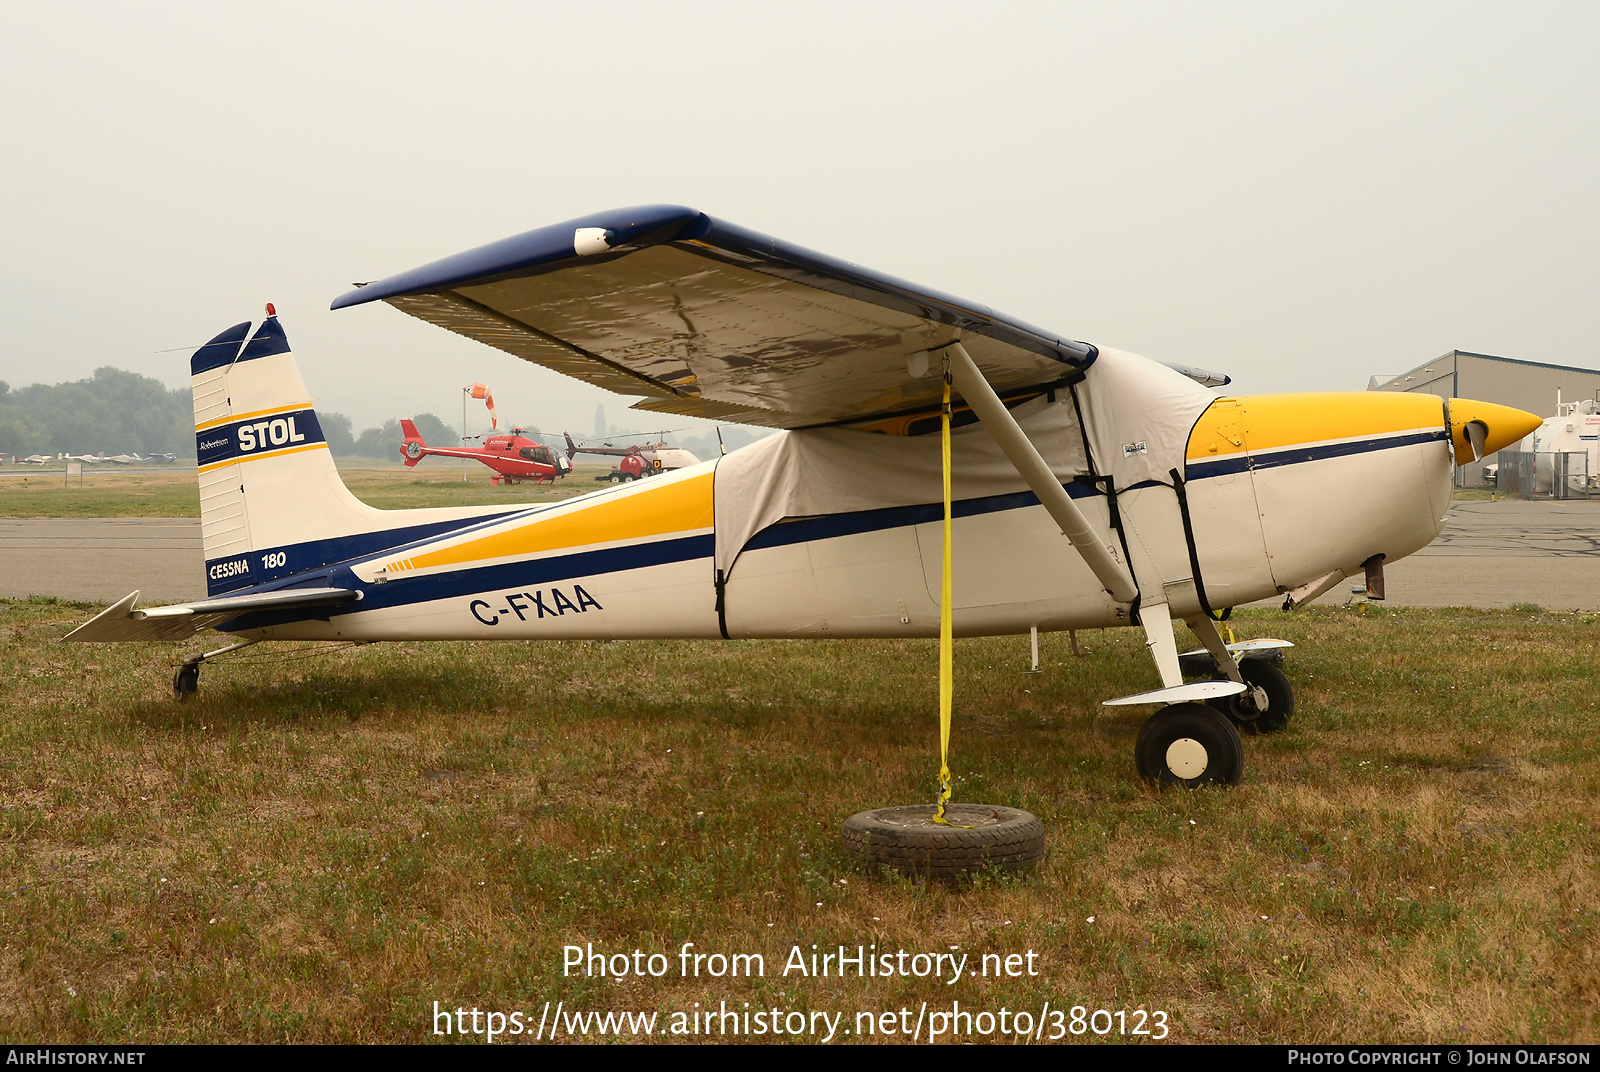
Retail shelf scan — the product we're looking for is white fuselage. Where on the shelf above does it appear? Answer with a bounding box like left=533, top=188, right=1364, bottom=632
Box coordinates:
left=239, top=391, right=1455, bottom=645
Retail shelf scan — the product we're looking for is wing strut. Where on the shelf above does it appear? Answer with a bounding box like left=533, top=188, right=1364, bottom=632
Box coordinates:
left=942, top=342, right=1139, bottom=604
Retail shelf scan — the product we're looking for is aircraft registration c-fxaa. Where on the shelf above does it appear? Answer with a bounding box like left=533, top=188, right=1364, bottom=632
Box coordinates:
left=66, top=205, right=1541, bottom=787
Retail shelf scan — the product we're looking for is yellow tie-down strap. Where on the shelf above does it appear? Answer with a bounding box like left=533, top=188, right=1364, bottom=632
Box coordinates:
left=933, top=372, right=970, bottom=827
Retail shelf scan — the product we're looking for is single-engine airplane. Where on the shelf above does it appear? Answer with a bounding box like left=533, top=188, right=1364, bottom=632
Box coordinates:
left=399, top=419, right=570, bottom=484
left=66, top=205, right=1540, bottom=787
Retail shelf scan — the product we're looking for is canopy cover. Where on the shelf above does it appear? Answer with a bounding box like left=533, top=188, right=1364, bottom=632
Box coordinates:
left=711, top=348, right=1215, bottom=577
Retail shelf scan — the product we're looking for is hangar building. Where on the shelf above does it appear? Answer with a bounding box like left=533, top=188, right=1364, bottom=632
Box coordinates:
left=1368, top=350, right=1600, bottom=486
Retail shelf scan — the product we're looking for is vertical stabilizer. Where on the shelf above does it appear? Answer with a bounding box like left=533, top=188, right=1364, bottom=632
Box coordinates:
left=191, top=310, right=511, bottom=595
left=400, top=419, right=426, bottom=467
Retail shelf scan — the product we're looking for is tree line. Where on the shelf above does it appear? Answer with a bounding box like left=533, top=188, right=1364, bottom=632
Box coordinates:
left=0, top=368, right=502, bottom=461
left=0, top=366, right=763, bottom=463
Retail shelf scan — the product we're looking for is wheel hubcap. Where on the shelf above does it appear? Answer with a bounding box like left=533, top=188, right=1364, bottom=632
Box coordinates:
left=1165, top=737, right=1209, bottom=779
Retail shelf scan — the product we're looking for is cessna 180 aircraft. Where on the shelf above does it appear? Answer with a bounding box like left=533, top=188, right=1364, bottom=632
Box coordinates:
left=65, top=205, right=1540, bottom=787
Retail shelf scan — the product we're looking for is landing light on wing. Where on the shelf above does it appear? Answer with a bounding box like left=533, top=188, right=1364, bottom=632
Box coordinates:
left=573, top=227, right=617, bottom=256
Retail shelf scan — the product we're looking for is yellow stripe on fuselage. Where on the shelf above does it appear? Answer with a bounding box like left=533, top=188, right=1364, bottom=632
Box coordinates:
left=1187, top=392, right=1447, bottom=460
left=405, top=471, right=715, bottom=571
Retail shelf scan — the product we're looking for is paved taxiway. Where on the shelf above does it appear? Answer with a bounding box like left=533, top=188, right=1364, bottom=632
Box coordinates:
left=3, top=500, right=1599, bottom=610
left=1253, top=500, right=1600, bottom=610
left=0, top=518, right=206, bottom=603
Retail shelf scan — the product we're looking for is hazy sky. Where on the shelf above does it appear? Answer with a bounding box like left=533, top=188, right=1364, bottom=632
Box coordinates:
left=2, top=2, right=1596, bottom=437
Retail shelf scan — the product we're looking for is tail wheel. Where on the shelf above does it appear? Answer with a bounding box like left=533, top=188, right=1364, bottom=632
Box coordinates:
left=173, top=664, right=199, bottom=701
left=1209, top=658, right=1294, bottom=735
left=1135, top=703, right=1244, bottom=787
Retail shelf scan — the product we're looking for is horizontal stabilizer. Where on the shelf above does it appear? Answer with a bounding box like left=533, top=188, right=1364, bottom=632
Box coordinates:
left=64, top=587, right=360, bottom=643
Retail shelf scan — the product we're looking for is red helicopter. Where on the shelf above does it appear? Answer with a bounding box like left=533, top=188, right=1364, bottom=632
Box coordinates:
left=562, top=431, right=702, bottom=481
left=399, top=419, right=571, bottom=485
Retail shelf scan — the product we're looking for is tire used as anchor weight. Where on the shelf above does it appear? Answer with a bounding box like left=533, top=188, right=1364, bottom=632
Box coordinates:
left=1134, top=702, right=1245, bottom=788
left=841, top=804, right=1044, bottom=879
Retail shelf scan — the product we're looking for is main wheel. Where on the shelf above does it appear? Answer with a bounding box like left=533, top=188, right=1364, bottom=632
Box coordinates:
left=173, top=663, right=199, bottom=701
left=1209, top=658, right=1294, bottom=735
left=1134, top=702, right=1244, bottom=787
left=841, top=804, right=1044, bottom=879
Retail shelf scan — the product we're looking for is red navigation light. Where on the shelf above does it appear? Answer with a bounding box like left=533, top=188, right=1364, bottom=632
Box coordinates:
left=265, top=302, right=277, bottom=316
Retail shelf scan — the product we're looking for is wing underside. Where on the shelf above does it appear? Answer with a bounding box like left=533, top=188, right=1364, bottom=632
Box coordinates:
left=332, top=206, right=1098, bottom=429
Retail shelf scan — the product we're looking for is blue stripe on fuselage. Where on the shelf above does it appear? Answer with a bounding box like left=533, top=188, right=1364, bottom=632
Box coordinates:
left=743, top=480, right=1102, bottom=554
left=220, top=533, right=717, bottom=630
left=205, top=511, right=524, bottom=595
left=1184, top=430, right=1449, bottom=481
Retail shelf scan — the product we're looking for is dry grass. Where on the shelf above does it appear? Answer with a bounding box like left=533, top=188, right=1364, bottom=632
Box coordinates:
left=0, top=600, right=1595, bottom=1044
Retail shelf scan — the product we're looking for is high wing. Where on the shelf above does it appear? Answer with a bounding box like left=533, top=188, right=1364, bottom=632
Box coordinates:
left=330, top=205, right=1100, bottom=429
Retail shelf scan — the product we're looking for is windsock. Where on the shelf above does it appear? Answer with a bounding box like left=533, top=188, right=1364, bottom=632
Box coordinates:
left=469, top=383, right=497, bottom=430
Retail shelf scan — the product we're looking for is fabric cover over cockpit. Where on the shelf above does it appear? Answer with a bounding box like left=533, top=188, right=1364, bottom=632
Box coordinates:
left=711, top=347, right=1216, bottom=579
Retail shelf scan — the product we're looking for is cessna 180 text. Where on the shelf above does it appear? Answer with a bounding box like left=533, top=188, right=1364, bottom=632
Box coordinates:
left=66, top=205, right=1540, bottom=787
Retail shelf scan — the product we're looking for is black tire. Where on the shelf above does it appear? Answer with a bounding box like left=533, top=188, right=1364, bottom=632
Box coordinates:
left=1134, top=702, right=1245, bottom=787
left=841, top=804, right=1044, bottom=879
left=1208, top=658, right=1294, bottom=735
left=1180, top=648, right=1283, bottom=679
left=609, top=474, right=622, bottom=484
left=173, top=664, right=199, bottom=701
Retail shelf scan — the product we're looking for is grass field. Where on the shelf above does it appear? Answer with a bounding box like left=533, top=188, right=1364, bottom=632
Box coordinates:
left=0, top=599, right=1595, bottom=1044
left=0, top=462, right=622, bottom=518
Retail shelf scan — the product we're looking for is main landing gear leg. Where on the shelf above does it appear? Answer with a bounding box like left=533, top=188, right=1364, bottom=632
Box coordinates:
left=1184, top=613, right=1294, bottom=735
left=1102, top=605, right=1249, bottom=787
left=1132, top=603, right=1246, bottom=786
left=172, top=638, right=257, bottom=701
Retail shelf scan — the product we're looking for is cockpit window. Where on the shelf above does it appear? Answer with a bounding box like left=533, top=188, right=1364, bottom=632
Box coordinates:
left=519, top=446, right=552, bottom=463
